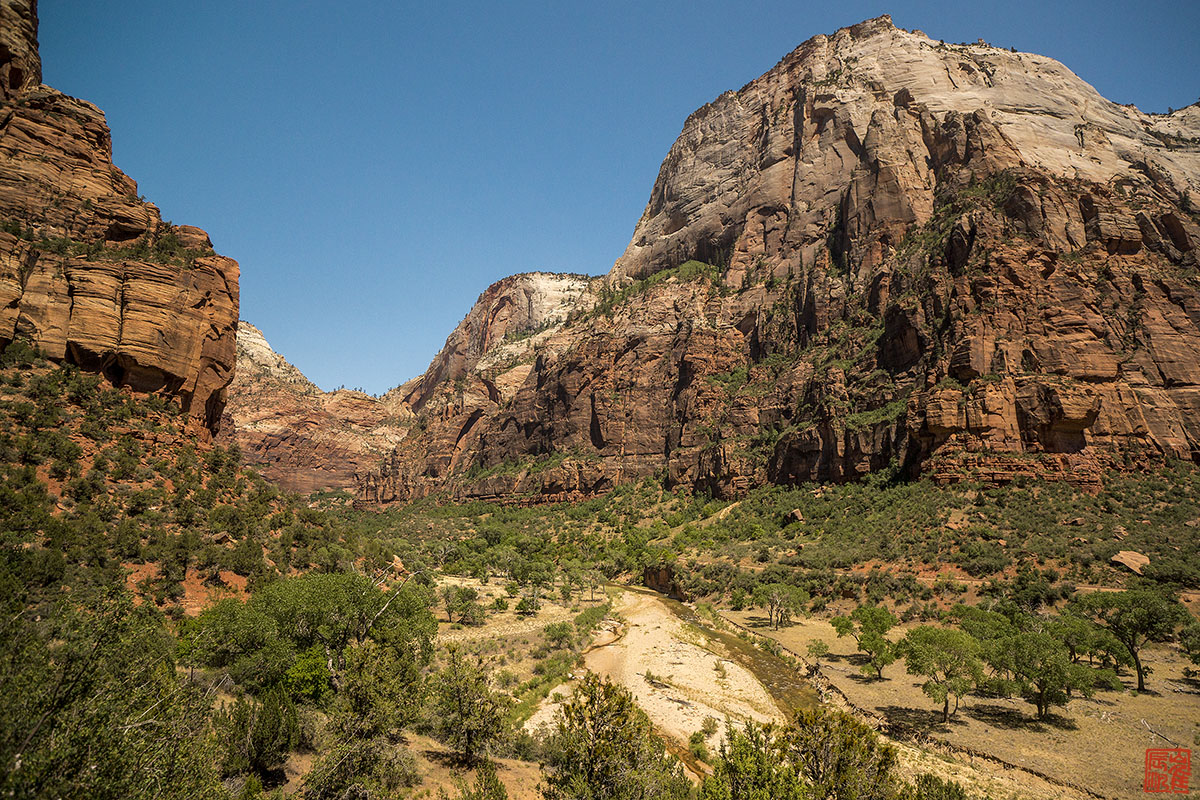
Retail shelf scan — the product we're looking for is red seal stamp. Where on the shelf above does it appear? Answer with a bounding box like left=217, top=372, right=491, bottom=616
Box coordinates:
left=1144, top=748, right=1191, bottom=794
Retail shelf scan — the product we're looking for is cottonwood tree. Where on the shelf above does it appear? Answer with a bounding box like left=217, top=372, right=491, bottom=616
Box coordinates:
left=186, top=571, right=435, bottom=693
left=832, top=605, right=899, bottom=679
left=543, top=621, right=574, bottom=650
left=1045, top=612, right=1130, bottom=670
left=583, top=569, right=604, bottom=602
left=754, top=583, right=807, bottom=630
left=1181, top=619, right=1200, bottom=666
left=988, top=631, right=1096, bottom=720
left=806, top=640, right=830, bottom=666
left=1074, top=590, right=1188, bottom=691
left=442, top=585, right=479, bottom=624
left=899, top=626, right=983, bottom=722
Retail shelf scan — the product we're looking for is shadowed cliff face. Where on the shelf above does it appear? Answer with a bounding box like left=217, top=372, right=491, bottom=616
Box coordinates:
left=0, top=0, right=239, bottom=433
left=355, top=16, right=1200, bottom=505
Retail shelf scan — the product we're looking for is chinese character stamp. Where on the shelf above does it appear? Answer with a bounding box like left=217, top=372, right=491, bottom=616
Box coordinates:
left=1144, top=748, right=1191, bottom=794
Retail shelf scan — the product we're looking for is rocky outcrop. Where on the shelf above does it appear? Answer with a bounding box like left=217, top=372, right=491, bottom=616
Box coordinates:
left=0, top=0, right=39, bottom=100
left=358, top=16, right=1200, bottom=505
left=224, top=322, right=410, bottom=493
left=0, top=0, right=238, bottom=432
left=393, top=272, right=594, bottom=412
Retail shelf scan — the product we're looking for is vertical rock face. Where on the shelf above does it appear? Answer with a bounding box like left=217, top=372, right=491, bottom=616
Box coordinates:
left=0, top=0, right=238, bottom=432
left=0, top=0, right=39, bottom=100
left=224, top=322, right=410, bottom=493
left=395, top=272, right=595, bottom=413
left=357, top=16, right=1200, bottom=504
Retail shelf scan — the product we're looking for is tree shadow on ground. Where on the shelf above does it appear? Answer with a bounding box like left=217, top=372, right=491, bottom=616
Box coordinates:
left=422, top=746, right=470, bottom=769
left=875, top=704, right=969, bottom=735
left=822, top=650, right=858, bottom=665
left=261, top=767, right=288, bottom=789
left=741, top=614, right=771, bottom=628
left=847, top=671, right=885, bottom=684
left=967, top=703, right=1079, bottom=732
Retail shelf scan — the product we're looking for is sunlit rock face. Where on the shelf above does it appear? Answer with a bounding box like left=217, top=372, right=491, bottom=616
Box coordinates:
left=224, top=322, right=411, bottom=493
left=353, top=15, right=1200, bottom=504
left=0, top=0, right=239, bottom=433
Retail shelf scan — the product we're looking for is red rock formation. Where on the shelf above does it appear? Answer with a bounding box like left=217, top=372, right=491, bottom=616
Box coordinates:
left=0, top=0, right=238, bottom=432
left=351, top=17, right=1200, bottom=503
left=224, top=322, right=409, bottom=493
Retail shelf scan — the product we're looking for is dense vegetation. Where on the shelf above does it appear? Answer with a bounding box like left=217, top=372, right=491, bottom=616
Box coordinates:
left=0, top=348, right=442, bottom=798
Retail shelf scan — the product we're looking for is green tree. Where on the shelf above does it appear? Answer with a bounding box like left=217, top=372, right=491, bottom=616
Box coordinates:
left=949, top=604, right=1016, bottom=643
left=1045, top=612, right=1130, bottom=670
left=702, top=709, right=904, bottom=800
left=832, top=605, right=898, bottom=679
left=221, top=685, right=299, bottom=782
left=784, top=707, right=900, bottom=799
left=730, top=587, right=749, bottom=611
left=304, top=636, right=429, bottom=800
left=583, top=570, right=604, bottom=603
left=540, top=674, right=690, bottom=800
left=0, top=591, right=222, bottom=800
left=1074, top=590, right=1188, bottom=691
left=441, top=760, right=509, bottom=800
left=989, top=632, right=1096, bottom=720
left=1181, top=618, right=1200, bottom=666
left=516, top=595, right=539, bottom=616
left=544, top=621, right=575, bottom=650
left=912, top=774, right=968, bottom=800
left=754, top=583, right=807, bottom=630
left=699, top=721, right=804, bottom=800
left=898, top=627, right=982, bottom=722
left=432, top=647, right=511, bottom=764
left=442, top=585, right=480, bottom=624
left=190, top=571, right=435, bottom=692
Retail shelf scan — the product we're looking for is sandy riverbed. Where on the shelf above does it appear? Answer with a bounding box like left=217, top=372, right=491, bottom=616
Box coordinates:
left=525, top=588, right=1103, bottom=799
left=524, top=588, right=785, bottom=757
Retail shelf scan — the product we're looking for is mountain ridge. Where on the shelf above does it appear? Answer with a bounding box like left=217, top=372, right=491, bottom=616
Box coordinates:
left=224, top=320, right=410, bottom=493
left=230, top=15, right=1200, bottom=502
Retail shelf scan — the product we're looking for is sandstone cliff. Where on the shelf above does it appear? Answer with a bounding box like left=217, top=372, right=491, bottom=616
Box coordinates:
left=225, top=322, right=409, bottom=493
left=356, top=16, right=1200, bottom=504
left=0, top=0, right=239, bottom=432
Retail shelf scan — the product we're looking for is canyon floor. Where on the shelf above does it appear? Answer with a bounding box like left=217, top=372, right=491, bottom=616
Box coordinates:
left=449, top=586, right=1138, bottom=800
left=726, top=611, right=1200, bottom=800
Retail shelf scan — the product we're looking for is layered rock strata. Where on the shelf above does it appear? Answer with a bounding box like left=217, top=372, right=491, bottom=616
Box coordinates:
left=0, top=0, right=238, bottom=432
left=224, top=322, right=410, bottom=494
left=353, top=17, right=1200, bottom=502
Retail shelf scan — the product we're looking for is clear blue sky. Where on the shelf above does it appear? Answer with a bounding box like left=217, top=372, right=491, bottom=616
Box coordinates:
left=39, top=1, right=1199, bottom=395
